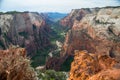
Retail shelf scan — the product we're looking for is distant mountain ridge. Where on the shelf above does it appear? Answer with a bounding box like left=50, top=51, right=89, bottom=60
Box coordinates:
left=41, top=12, right=67, bottom=22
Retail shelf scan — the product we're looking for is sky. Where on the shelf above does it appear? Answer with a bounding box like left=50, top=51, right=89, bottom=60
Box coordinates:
left=0, top=0, right=120, bottom=13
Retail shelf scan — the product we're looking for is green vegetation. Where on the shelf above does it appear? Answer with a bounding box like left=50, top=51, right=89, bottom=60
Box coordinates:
left=50, top=22, right=70, bottom=44
left=0, top=12, right=4, bottom=14
left=18, top=31, right=28, bottom=39
left=31, top=21, right=70, bottom=68
left=0, top=40, right=5, bottom=49
left=37, top=70, right=67, bottom=80
left=108, top=27, right=120, bottom=43
left=48, top=22, right=70, bottom=57
left=31, top=46, right=51, bottom=67
left=0, top=46, right=68, bottom=80
left=95, top=19, right=115, bottom=24
left=0, top=11, right=30, bottom=15
left=33, top=24, right=37, bottom=30
left=61, top=56, right=74, bottom=71
left=5, top=11, right=21, bottom=14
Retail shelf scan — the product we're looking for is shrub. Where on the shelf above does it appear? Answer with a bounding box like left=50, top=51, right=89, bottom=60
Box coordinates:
left=0, top=47, right=37, bottom=80
left=37, top=70, right=67, bottom=80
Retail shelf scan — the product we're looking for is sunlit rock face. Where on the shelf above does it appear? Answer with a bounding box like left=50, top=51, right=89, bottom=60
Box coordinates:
left=0, top=12, right=51, bottom=56
left=69, top=50, right=120, bottom=80
left=60, top=8, right=99, bottom=28
left=61, top=7, right=120, bottom=61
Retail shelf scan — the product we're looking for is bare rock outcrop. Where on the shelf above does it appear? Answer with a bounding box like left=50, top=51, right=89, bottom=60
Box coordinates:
left=69, top=50, right=120, bottom=80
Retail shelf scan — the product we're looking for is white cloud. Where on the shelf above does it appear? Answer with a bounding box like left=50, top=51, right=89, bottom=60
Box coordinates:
left=0, top=0, right=120, bottom=13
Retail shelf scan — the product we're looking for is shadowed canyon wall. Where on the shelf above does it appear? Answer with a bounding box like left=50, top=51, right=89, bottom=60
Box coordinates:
left=0, top=12, right=51, bottom=56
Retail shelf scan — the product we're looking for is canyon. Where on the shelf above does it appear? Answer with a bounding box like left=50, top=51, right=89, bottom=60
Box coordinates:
left=60, top=6, right=120, bottom=60
left=61, top=6, right=120, bottom=80
left=46, top=6, right=120, bottom=72
left=0, top=6, right=120, bottom=80
left=0, top=12, right=55, bottom=67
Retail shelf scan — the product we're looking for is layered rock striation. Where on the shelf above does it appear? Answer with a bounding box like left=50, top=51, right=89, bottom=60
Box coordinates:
left=60, top=8, right=99, bottom=28
left=45, top=6, right=120, bottom=71
left=61, top=6, right=120, bottom=61
left=0, top=12, right=51, bottom=56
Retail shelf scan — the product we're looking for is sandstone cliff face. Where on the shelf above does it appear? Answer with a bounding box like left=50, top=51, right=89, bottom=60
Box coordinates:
left=60, top=8, right=99, bottom=28
left=0, top=12, right=51, bottom=56
left=61, top=7, right=120, bottom=61
left=69, top=50, right=120, bottom=80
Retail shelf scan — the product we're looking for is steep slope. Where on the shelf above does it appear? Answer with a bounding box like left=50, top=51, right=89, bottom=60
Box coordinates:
left=0, top=12, right=51, bottom=56
left=45, top=6, right=120, bottom=71
left=61, top=7, right=120, bottom=62
left=69, top=50, right=120, bottom=80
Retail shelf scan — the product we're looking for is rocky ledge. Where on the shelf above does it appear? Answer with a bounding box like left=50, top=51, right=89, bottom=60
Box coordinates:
left=69, top=50, right=120, bottom=80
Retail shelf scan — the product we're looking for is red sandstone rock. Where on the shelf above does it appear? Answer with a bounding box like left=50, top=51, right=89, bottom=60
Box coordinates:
left=60, top=8, right=98, bottom=28
left=69, top=50, right=120, bottom=80
left=61, top=7, right=120, bottom=62
left=47, top=7, right=120, bottom=71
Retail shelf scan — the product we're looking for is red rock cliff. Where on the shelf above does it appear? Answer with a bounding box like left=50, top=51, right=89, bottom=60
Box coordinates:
left=0, top=12, right=51, bottom=56
left=45, top=7, right=120, bottom=71
left=60, top=8, right=99, bottom=28
left=61, top=7, right=120, bottom=62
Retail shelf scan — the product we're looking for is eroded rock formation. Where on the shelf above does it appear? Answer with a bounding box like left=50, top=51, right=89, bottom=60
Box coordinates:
left=60, top=8, right=99, bottom=28
left=61, top=7, right=120, bottom=62
left=69, top=50, right=120, bottom=80
left=45, top=7, right=120, bottom=71
left=0, top=12, right=51, bottom=56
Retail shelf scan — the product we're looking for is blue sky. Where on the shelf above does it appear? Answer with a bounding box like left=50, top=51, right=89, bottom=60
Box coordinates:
left=0, top=0, right=120, bottom=13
